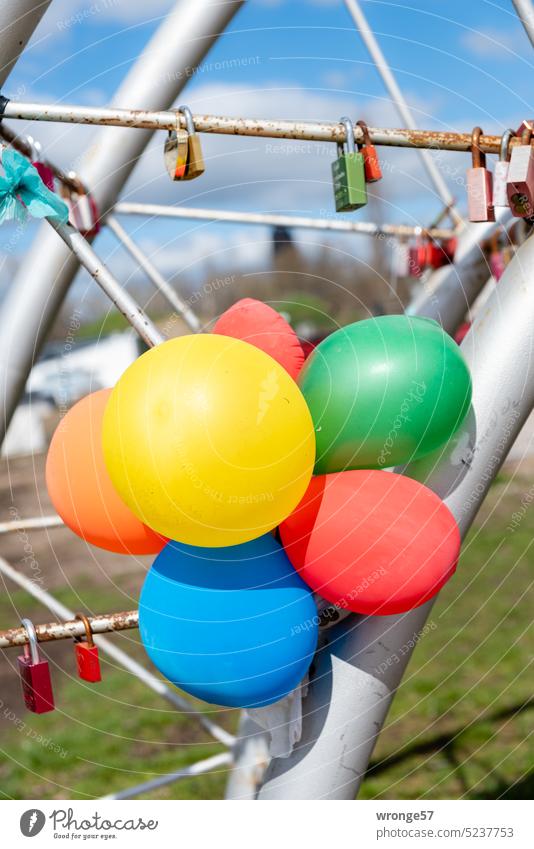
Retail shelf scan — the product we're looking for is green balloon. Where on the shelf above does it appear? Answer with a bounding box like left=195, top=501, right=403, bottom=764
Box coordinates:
left=299, top=315, right=472, bottom=473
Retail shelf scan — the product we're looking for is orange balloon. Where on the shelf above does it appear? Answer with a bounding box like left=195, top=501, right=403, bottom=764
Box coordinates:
left=46, top=389, right=166, bottom=554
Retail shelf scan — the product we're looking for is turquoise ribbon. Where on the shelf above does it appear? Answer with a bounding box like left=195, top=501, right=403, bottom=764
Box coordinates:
left=0, top=147, right=69, bottom=224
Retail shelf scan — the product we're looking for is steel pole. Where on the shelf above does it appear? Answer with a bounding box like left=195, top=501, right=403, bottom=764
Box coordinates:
left=343, top=0, right=462, bottom=226
left=512, top=0, right=534, bottom=49
left=0, top=0, right=53, bottom=86
left=258, top=233, right=534, bottom=799
left=115, top=202, right=455, bottom=241
left=0, top=0, right=244, bottom=443
left=406, top=210, right=512, bottom=335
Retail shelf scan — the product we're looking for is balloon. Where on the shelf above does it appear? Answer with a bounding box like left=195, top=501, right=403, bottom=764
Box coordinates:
left=45, top=390, right=165, bottom=554
left=212, top=298, right=305, bottom=380
left=102, top=334, right=315, bottom=546
left=280, top=469, right=460, bottom=615
left=139, top=534, right=318, bottom=708
left=298, top=315, right=472, bottom=473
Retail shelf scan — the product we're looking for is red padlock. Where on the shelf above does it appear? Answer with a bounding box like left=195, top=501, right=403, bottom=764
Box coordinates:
left=467, top=126, right=495, bottom=222
left=424, top=239, right=446, bottom=269
left=61, top=179, right=101, bottom=238
left=356, top=120, right=382, bottom=182
left=17, top=618, right=55, bottom=714
left=74, top=613, right=101, bottom=683
left=506, top=127, right=534, bottom=218
left=408, top=240, right=427, bottom=277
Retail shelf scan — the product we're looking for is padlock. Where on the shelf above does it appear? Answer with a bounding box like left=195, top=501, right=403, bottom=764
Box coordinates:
left=426, top=240, right=448, bottom=269
left=515, top=120, right=534, bottom=137
left=493, top=129, right=514, bottom=207
left=178, top=105, right=205, bottom=180
left=506, top=127, right=534, bottom=218
left=164, top=118, right=189, bottom=180
left=408, top=238, right=427, bottom=277
left=331, top=117, right=367, bottom=212
left=356, top=120, right=382, bottom=182
left=17, top=618, right=55, bottom=714
left=27, top=137, right=55, bottom=191
left=466, top=126, right=495, bottom=222
left=60, top=176, right=100, bottom=238
left=74, top=613, right=101, bottom=683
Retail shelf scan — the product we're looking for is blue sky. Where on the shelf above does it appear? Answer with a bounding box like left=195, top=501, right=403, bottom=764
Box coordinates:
left=2, top=0, right=534, bottom=305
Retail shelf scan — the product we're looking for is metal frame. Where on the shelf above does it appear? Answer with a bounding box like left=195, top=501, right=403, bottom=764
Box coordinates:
left=0, top=0, right=530, bottom=803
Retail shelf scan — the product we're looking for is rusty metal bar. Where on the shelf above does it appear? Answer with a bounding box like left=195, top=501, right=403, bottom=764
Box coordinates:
left=49, top=219, right=164, bottom=348
left=0, top=610, right=139, bottom=648
left=114, top=202, right=456, bottom=240
left=2, top=100, right=509, bottom=153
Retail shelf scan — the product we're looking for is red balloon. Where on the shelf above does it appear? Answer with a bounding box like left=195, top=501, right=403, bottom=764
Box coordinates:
left=212, top=298, right=304, bottom=379
left=280, top=470, right=460, bottom=615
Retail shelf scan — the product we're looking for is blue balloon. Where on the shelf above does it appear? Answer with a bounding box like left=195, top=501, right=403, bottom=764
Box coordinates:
left=139, top=534, right=318, bottom=708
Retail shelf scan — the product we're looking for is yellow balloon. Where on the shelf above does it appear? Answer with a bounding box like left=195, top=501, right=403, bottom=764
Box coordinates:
left=102, top=334, right=315, bottom=547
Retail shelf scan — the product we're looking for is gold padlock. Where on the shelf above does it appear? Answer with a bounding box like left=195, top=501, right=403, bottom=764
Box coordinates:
left=178, top=105, right=205, bottom=180
left=164, top=118, right=189, bottom=180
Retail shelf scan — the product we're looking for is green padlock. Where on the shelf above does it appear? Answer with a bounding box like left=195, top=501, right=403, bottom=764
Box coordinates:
left=331, top=116, right=367, bottom=212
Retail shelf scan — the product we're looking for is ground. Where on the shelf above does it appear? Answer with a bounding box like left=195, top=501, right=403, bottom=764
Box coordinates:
left=0, top=454, right=532, bottom=800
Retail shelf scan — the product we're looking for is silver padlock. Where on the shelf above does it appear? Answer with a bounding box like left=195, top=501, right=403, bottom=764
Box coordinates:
left=493, top=129, right=514, bottom=207
left=507, top=127, right=534, bottom=218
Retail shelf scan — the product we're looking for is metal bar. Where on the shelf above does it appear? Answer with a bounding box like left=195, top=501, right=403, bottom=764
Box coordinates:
left=0, top=0, right=53, bottom=86
left=2, top=101, right=510, bottom=154
left=50, top=220, right=164, bottom=347
left=0, top=610, right=139, bottom=647
left=106, top=216, right=201, bottom=333
left=258, top=232, right=534, bottom=799
left=343, top=0, right=463, bottom=227
left=512, top=0, right=534, bottom=49
left=102, top=752, right=233, bottom=800
left=0, top=0, right=245, bottom=446
left=115, top=202, right=456, bottom=241
left=0, top=556, right=235, bottom=747
left=406, top=209, right=513, bottom=335
left=0, top=515, right=63, bottom=534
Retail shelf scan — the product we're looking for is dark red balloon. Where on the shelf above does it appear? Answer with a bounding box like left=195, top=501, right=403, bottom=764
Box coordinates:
left=280, top=470, right=460, bottom=615
left=212, top=298, right=305, bottom=380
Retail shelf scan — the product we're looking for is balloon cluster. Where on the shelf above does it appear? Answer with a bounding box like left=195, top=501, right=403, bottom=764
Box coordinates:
left=46, top=300, right=470, bottom=708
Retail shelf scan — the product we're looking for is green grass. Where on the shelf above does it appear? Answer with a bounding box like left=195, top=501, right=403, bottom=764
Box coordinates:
left=0, top=476, right=532, bottom=800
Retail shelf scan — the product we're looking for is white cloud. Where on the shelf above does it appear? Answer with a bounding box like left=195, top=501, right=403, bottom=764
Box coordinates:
left=461, top=27, right=524, bottom=60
